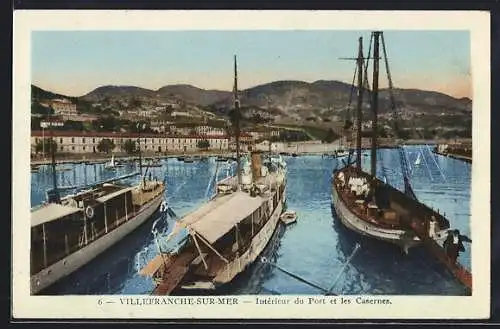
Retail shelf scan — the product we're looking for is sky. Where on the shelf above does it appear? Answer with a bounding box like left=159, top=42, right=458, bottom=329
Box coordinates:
left=31, top=30, right=471, bottom=98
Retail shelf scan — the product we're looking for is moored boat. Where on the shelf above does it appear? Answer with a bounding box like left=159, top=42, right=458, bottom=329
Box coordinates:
left=331, top=32, right=453, bottom=253
left=140, top=55, right=288, bottom=295
left=146, top=158, right=162, bottom=168
left=183, top=156, right=195, bottom=163
left=280, top=211, right=297, bottom=225
left=31, top=179, right=165, bottom=294
left=30, top=121, right=166, bottom=295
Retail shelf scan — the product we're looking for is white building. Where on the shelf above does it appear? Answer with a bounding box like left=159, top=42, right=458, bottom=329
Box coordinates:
left=194, top=125, right=226, bottom=136
left=31, top=131, right=229, bottom=154
left=41, top=98, right=78, bottom=117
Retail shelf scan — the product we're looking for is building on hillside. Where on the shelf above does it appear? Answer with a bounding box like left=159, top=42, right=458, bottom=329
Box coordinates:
left=169, top=125, right=192, bottom=136
left=40, top=98, right=78, bottom=117
left=171, top=111, right=192, bottom=118
left=245, top=130, right=265, bottom=140
left=194, top=125, right=226, bottom=136
left=31, top=131, right=229, bottom=155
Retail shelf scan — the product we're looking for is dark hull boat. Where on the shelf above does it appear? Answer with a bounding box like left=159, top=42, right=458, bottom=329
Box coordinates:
left=331, top=167, right=450, bottom=252
left=330, top=31, right=472, bottom=291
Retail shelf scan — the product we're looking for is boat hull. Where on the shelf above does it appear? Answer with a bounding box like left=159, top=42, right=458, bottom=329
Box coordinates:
left=216, top=189, right=285, bottom=286
left=331, top=180, right=421, bottom=251
left=180, top=186, right=287, bottom=292
left=31, top=194, right=163, bottom=295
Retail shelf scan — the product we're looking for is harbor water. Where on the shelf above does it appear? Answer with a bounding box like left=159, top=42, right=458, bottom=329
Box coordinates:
left=31, top=145, right=471, bottom=296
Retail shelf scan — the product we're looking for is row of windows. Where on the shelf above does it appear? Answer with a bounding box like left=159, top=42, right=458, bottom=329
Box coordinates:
left=55, top=143, right=225, bottom=152
left=34, top=137, right=228, bottom=145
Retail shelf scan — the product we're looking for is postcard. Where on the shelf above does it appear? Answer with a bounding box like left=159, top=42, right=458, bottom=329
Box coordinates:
left=13, top=10, right=490, bottom=319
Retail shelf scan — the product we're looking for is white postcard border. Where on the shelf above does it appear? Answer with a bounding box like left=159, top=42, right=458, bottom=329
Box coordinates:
left=12, top=10, right=491, bottom=319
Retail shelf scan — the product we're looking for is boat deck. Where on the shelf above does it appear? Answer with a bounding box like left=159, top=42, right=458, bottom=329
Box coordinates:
left=334, top=177, right=402, bottom=230
left=151, top=250, right=198, bottom=295
left=132, top=181, right=164, bottom=206
left=333, top=167, right=450, bottom=232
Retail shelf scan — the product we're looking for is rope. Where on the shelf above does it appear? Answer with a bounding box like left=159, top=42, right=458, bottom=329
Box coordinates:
left=363, top=33, right=373, bottom=101
left=425, top=144, right=447, bottom=183
left=204, top=161, right=220, bottom=200
left=326, top=243, right=361, bottom=294
left=260, top=257, right=333, bottom=295
left=381, top=33, right=397, bottom=115
left=345, top=63, right=358, bottom=123
left=419, top=145, right=435, bottom=182
left=403, top=146, right=413, bottom=176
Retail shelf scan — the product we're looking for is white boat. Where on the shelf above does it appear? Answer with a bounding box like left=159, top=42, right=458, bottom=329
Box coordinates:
left=280, top=211, right=297, bottom=225
left=140, top=56, right=288, bottom=295
left=30, top=179, right=165, bottom=295
left=31, top=126, right=166, bottom=295
left=415, top=152, right=422, bottom=166
left=104, top=155, right=122, bottom=170
left=335, top=149, right=349, bottom=158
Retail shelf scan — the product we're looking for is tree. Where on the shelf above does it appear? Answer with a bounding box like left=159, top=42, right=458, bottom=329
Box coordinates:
left=121, top=139, right=137, bottom=155
left=35, top=138, right=57, bottom=156
left=197, top=139, right=210, bottom=150
left=93, top=116, right=120, bottom=132
left=31, top=102, right=54, bottom=115
left=97, top=138, right=115, bottom=153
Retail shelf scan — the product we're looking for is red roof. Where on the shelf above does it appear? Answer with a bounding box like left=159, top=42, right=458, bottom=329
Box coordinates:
left=30, top=130, right=231, bottom=140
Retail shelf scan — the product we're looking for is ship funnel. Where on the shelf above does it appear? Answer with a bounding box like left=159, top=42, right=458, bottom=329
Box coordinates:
left=251, top=151, right=263, bottom=182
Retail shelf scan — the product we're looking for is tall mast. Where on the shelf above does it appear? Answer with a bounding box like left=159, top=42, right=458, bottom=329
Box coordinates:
left=49, top=116, right=60, bottom=203
left=233, top=55, right=242, bottom=187
left=371, top=31, right=381, bottom=178
left=137, top=122, right=143, bottom=177
left=355, top=37, right=364, bottom=172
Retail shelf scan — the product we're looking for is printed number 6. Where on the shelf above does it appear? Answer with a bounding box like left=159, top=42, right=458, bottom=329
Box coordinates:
left=98, top=299, right=103, bottom=306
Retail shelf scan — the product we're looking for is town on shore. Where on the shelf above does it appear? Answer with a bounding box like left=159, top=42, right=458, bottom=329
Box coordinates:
left=30, top=86, right=472, bottom=164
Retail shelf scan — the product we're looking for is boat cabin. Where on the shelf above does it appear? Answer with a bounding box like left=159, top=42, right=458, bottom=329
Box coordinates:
left=30, top=184, right=147, bottom=276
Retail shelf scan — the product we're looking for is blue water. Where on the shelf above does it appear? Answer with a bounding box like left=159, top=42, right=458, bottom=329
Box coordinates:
left=32, top=146, right=471, bottom=296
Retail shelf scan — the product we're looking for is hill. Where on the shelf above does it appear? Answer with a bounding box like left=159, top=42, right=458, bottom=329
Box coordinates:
left=33, top=80, right=472, bottom=125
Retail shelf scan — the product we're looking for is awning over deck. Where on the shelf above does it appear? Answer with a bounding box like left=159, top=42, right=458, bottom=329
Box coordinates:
left=186, top=191, right=265, bottom=244
left=31, top=203, right=82, bottom=227
left=96, top=186, right=135, bottom=203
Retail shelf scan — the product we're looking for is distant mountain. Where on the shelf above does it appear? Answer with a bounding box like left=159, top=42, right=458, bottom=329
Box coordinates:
left=379, top=88, right=472, bottom=113
left=33, top=80, right=472, bottom=123
left=81, top=85, right=155, bottom=102
left=31, top=85, right=78, bottom=102
left=156, top=84, right=231, bottom=107
left=209, top=80, right=471, bottom=119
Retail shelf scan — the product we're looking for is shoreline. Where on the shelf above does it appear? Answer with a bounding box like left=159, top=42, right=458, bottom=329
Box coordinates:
left=30, top=139, right=472, bottom=166
left=433, top=150, right=472, bottom=164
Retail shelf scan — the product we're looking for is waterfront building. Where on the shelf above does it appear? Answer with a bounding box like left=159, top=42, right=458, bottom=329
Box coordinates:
left=31, top=131, right=230, bottom=155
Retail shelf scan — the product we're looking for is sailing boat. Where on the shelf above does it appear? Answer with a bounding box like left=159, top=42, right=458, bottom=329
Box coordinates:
left=331, top=33, right=472, bottom=292
left=415, top=152, right=422, bottom=166
left=104, top=154, right=118, bottom=170
left=30, top=123, right=166, bottom=295
left=139, top=56, right=288, bottom=295
left=331, top=32, right=454, bottom=252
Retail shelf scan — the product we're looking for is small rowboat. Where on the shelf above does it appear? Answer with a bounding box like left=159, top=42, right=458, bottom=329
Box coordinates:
left=280, top=211, right=297, bottom=225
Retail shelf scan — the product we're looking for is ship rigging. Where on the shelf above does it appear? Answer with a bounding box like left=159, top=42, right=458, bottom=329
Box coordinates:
left=331, top=31, right=472, bottom=291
